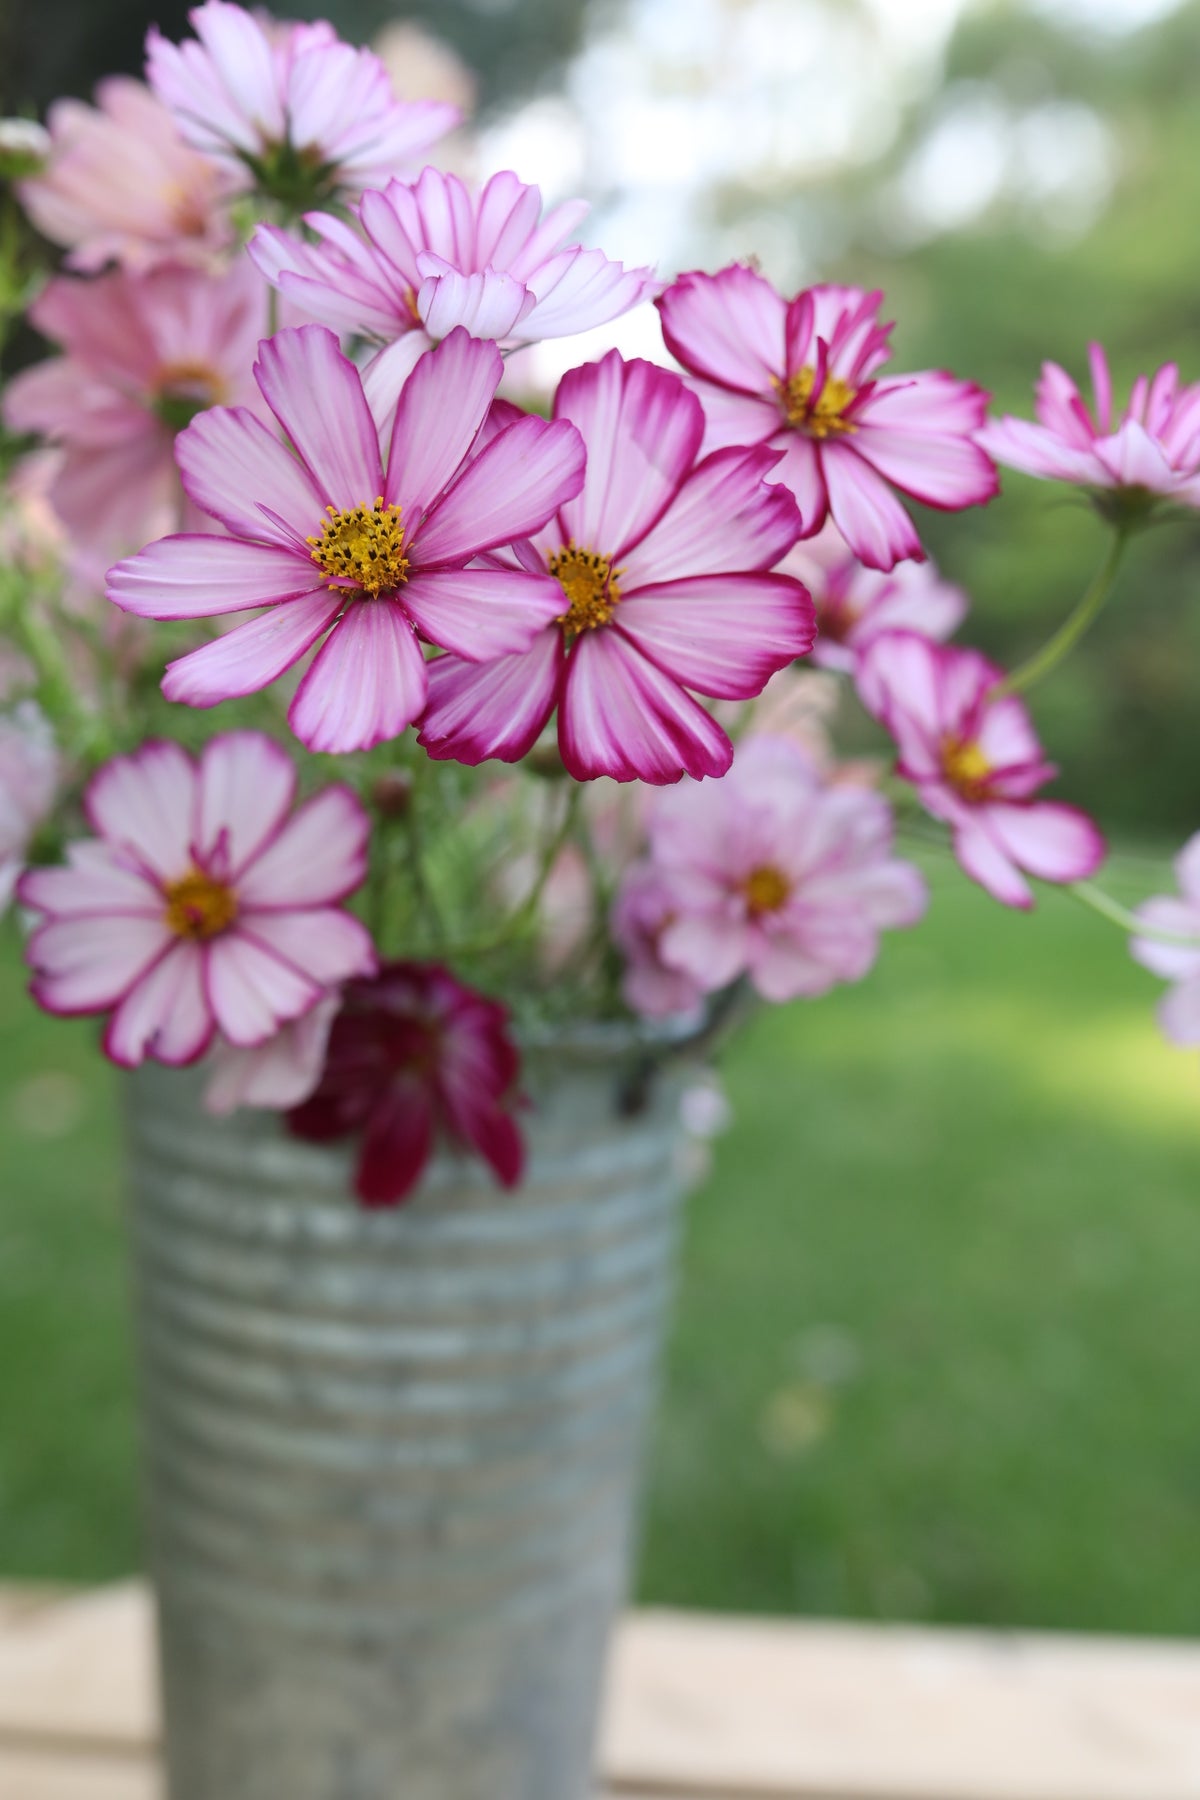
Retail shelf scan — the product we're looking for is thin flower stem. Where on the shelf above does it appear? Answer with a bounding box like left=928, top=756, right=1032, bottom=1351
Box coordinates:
left=995, top=527, right=1127, bottom=697
left=403, top=772, right=446, bottom=950
left=1069, top=879, right=1200, bottom=947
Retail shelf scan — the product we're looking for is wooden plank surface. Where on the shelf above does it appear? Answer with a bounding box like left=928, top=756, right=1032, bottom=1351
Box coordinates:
left=3, top=1584, right=1200, bottom=1798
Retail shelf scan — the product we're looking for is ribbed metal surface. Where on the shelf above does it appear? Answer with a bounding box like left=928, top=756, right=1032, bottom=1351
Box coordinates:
left=124, top=1038, right=690, bottom=1800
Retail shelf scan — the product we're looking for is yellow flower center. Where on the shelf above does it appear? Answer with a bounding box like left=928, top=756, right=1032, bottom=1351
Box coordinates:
left=940, top=735, right=993, bottom=801
left=307, top=497, right=410, bottom=598
left=774, top=366, right=858, bottom=438
left=162, top=869, right=238, bottom=941
left=549, top=544, right=623, bottom=639
left=742, top=865, right=790, bottom=917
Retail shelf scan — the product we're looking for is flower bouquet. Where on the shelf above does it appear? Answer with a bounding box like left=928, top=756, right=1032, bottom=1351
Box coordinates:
left=2, top=5, right=1197, bottom=1796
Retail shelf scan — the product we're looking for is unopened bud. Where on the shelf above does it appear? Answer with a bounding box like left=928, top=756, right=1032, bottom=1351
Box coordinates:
left=371, top=770, right=413, bottom=818
left=525, top=744, right=567, bottom=779
left=0, top=119, right=51, bottom=181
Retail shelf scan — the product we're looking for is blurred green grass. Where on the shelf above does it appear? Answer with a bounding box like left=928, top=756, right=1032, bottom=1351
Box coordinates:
left=2, top=850, right=1200, bottom=1631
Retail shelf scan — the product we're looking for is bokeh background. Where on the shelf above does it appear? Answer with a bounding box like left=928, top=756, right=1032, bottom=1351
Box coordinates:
left=3, top=0, right=1200, bottom=1634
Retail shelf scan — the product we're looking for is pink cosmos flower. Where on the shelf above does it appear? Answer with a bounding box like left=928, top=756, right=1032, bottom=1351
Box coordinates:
left=0, top=702, right=59, bottom=912
left=3, top=259, right=271, bottom=573
left=786, top=521, right=967, bottom=672
left=250, top=167, right=657, bottom=351
left=18, top=732, right=376, bottom=1067
left=617, top=735, right=926, bottom=1005
left=978, top=342, right=1200, bottom=513
left=287, top=962, right=524, bottom=1208
left=106, top=324, right=586, bottom=754
left=857, top=630, right=1105, bottom=909
left=203, top=992, right=338, bottom=1115
left=18, top=77, right=234, bottom=272
left=611, top=863, right=706, bottom=1020
left=417, top=351, right=816, bottom=784
left=1129, top=836, right=1200, bottom=1047
left=657, top=266, right=997, bottom=571
left=147, top=2, right=458, bottom=209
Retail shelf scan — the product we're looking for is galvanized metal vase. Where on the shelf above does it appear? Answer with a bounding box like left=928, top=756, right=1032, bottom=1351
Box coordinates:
left=123, top=1033, right=690, bottom=1800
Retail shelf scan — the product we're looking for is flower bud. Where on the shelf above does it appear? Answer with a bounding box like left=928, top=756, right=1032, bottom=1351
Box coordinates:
left=0, top=119, right=51, bottom=181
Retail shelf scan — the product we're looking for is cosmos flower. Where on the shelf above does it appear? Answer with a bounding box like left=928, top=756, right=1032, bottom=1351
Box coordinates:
left=0, top=702, right=59, bottom=912
left=978, top=341, right=1200, bottom=516
left=857, top=630, right=1105, bottom=908
left=287, top=961, right=524, bottom=1207
left=610, top=862, right=706, bottom=1020
left=3, top=259, right=271, bottom=574
left=17, top=77, right=234, bottom=272
left=1129, top=835, right=1200, bottom=1047
left=418, top=351, right=816, bottom=784
left=617, top=735, right=926, bottom=1005
left=250, top=167, right=657, bottom=350
left=18, top=732, right=375, bottom=1066
left=657, top=265, right=997, bottom=570
left=106, top=324, right=586, bottom=754
left=146, top=1, right=457, bottom=211
left=786, top=521, right=967, bottom=673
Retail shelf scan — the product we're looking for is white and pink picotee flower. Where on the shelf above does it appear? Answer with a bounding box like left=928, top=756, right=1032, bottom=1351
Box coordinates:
left=857, top=630, right=1105, bottom=909
left=147, top=1, right=458, bottom=209
left=17, top=77, right=234, bottom=272
left=615, top=735, right=926, bottom=1009
left=18, top=732, right=376, bottom=1067
left=418, top=351, right=816, bottom=785
left=106, top=324, right=586, bottom=754
left=3, top=259, right=272, bottom=576
left=787, top=521, right=968, bottom=672
left=251, top=167, right=657, bottom=353
left=978, top=341, right=1200, bottom=515
left=1129, top=835, right=1200, bottom=1048
left=657, top=266, right=998, bottom=571
left=0, top=702, right=59, bottom=912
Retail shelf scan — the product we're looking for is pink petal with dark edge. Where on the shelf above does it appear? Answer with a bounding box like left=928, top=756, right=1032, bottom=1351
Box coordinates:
left=162, top=591, right=343, bottom=707
left=613, top=572, right=815, bottom=699
left=254, top=324, right=384, bottom=509
left=559, top=628, right=732, bottom=785
left=108, top=535, right=320, bottom=619
left=103, top=940, right=213, bottom=1066
left=414, top=414, right=585, bottom=566
left=418, top=632, right=562, bottom=766
left=288, top=600, right=428, bottom=754
left=402, top=567, right=564, bottom=661
left=238, top=784, right=370, bottom=908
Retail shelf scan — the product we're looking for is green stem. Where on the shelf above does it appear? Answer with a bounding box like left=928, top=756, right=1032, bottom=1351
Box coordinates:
left=1068, top=879, right=1200, bottom=947
left=996, top=528, right=1127, bottom=697
left=8, top=591, right=114, bottom=767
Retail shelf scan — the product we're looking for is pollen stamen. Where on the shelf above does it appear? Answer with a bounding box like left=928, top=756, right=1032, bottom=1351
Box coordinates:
left=742, top=865, right=790, bottom=917
left=308, top=496, right=410, bottom=598
left=940, top=735, right=993, bottom=802
left=774, top=366, right=858, bottom=438
left=163, top=868, right=238, bottom=940
left=549, top=544, right=623, bottom=638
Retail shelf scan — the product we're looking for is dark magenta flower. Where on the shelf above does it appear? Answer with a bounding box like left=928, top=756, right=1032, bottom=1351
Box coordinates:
left=287, top=961, right=524, bottom=1207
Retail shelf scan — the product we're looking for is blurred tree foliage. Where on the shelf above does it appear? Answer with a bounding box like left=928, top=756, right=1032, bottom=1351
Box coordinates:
left=0, top=0, right=587, bottom=115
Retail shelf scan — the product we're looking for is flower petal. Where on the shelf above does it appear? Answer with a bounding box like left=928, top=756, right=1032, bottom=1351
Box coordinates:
left=103, top=940, right=213, bottom=1067
left=162, top=591, right=344, bottom=707
left=288, top=600, right=428, bottom=753
left=355, top=1079, right=435, bottom=1206
left=205, top=931, right=323, bottom=1047
left=401, top=567, right=564, bottom=661
left=196, top=731, right=296, bottom=880
left=621, top=445, right=801, bottom=586
left=852, top=420, right=999, bottom=510
left=175, top=405, right=326, bottom=545
left=107, top=535, right=319, bottom=619
left=85, top=739, right=196, bottom=879
left=952, top=815, right=1033, bottom=910
left=418, top=633, right=562, bottom=766
left=416, top=266, right=533, bottom=341
left=18, top=841, right=161, bottom=919
left=559, top=629, right=732, bottom=784
left=554, top=353, right=703, bottom=558
left=384, top=327, right=502, bottom=521
left=237, top=908, right=376, bottom=985
left=982, top=801, right=1105, bottom=885
left=614, top=573, right=815, bottom=699
left=821, top=445, right=923, bottom=571
left=656, top=264, right=786, bottom=395
left=414, top=414, right=585, bottom=566
left=237, top=783, right=370, bottom=907
left=253, top=324, right=383, bottom=508
left=27, top=912, right=173, bottom=1014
